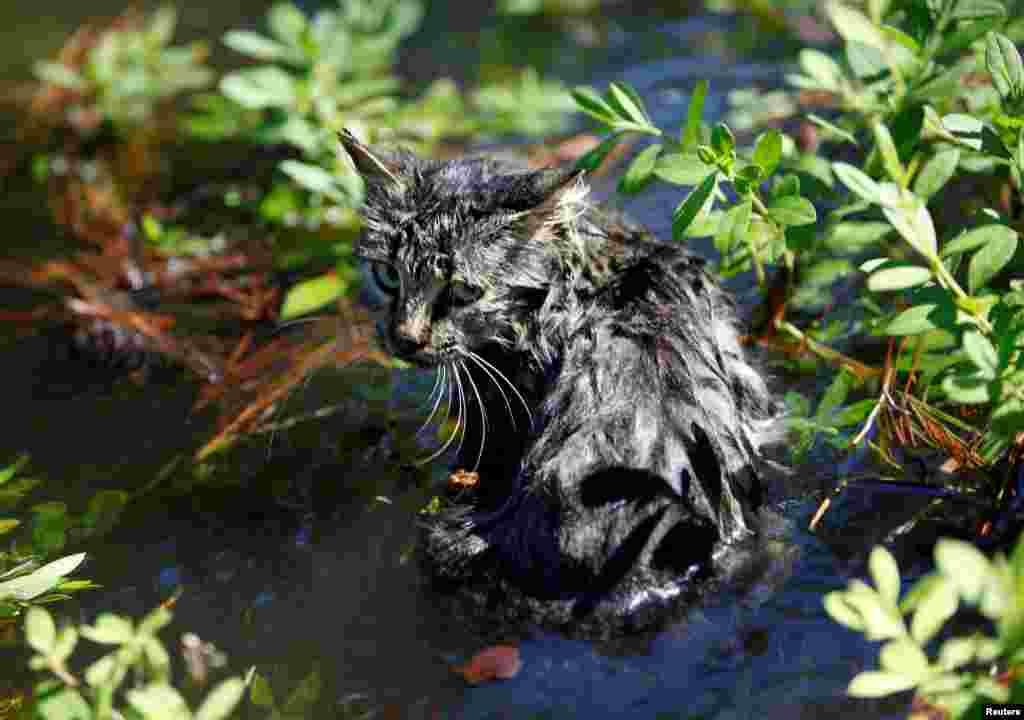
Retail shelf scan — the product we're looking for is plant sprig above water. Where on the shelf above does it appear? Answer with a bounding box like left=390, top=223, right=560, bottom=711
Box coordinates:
left=825, top=538, right=1024, bottom=718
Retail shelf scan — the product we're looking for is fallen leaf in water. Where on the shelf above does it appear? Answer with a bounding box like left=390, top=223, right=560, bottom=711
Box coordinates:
left=448, top=469, right=479, bottom=488
left=452, top=645, right=521, bottom=685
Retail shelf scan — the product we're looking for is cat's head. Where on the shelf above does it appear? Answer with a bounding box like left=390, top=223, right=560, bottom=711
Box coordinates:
left=339, top=130, right=586, bottom=368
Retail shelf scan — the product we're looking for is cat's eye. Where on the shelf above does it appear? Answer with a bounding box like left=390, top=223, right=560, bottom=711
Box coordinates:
left=448, top=281, right=483, bottom=308
left=371, top=261, right=401, bottom=294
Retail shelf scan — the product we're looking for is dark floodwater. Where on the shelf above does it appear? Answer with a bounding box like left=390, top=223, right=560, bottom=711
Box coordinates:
left=0, top=2, right=921, bottom=718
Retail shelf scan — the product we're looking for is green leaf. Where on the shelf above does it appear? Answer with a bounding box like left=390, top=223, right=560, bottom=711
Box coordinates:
left=767, top=196, right=816, bottom=226
left=885, top=304, right=940, bottom=335
left=842, top=588, right=906, bottom=640
left=0, top=553, right=85, bottom=602
left=938, top=637, right=977, bottom=671
left=833, top=162, right=881, bottom=203
left=867, top=266, right=932, bottom=292
left=223, top=31, right=291, bottom=61
left=35, top=687, right=91, bottom=720
left=571, top=87, right=616, bottom=124
left=196, top=678, right=247, bottom=720
left=82, top=614, right=134, bottom=645
left=935, top=538, right=991, bottom=605
left=280, top=160, right=343, bottom=200
left=654, top=152, right=708, bottom=185
left=799, top=49, right=844, bottom=92
left=618, top=144, right=662, bottom=194
left=968, top=227, right=1018, bottom=293
left=942, top=372, right=991, bottom=403
left=806, top=114, right=859, bottom=146
left=913, top=148, right=959, bottom=199
left=879, top=639, right=930, bottom=680
left=33, top=61, right=85, bottom=91
left=911, top=574, right=959, bottom=644
left=826, top=1, right=886, bottom=51
left=986, top=32, right=1024, bottom=101
left=752, top=129, right=783, bottom=176
left=943, top=114, right=984, bottom=150
left=880, top=190, right=937, bottom=258
left=711, top=124, right=735, bottom=156
left=574, top=133, right=623, bottom=172
left=606, top=82, right=650, bottom=125
left=267, top=3, right=307, bottom=46
left=219, top=66, right=296, bottom=109
left=681, top=80, right=708, bottom=148
left=249, top=672, right=275, bottom=707
left=672, top=172, right=717, bottom=241
left=872, top=121, right=904, bottom=183
left=85, top=652, right=118, bottom=687
left=824, top=592, right=866, bottom=631
left=81, top=489, right=129, bottom=539
left=25, top=606, right=57, bottom=654
left=847, top=671, right=917, bottom=697
left=138, top=605, right=173, bottom=637
left=126, top=684, right=192, bottom=720
left=825, top=221, right=891, bottom=252
left=962, top=329, right=998, bottom=375
left=953, top=0, right=1008, bottom=19
left=148, top=6, right=177, bottom=47
left=869, top=546, right=901, bottom=607
left=280, top=273, right=345, bottom=320
left=942, top=224, right=1016, bottom=258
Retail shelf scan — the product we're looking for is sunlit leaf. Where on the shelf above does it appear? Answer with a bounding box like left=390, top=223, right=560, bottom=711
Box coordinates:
left=606, top=82, right=649, bottom=125
left=833, top=162, right=881, bottom=203
left=752, top=129, right=783, bottom=176
left=799, top=49, right=844, bottom=92
left=880, top=190, right=937, bottom=258
left=767, top=196, right=816, bottom=226
left=126, top=683, right=192, bottom=720
left=885, top=304, right=940, bottom=335
left=571, top=87, right=616, bottom=124
left=942, top=372, right=992, bottom=404
left=942, top=224, right=1015, bottom=258
left=672, top=172, right=717, bottom=241
left=619, top=144, right=662, bottom=194
left=82, top=614, right=134, bottom=645
left=25, top=606, right=56, bottom=654
left=196, top=678, right=247, bottom=720
left=935, top=539, right=991, bottom=605
left=826, top=1, right=886, bottom=51
left=962, top=330, right=998, bottom=376
left=869, top=547, right=901, bottom=607
left=913, top=148, right=959, bottom=199
left=911, top=575, right=959, bottom=644
left=681, top=79, right=708, bottom=148
left=654, top=152, right=708, bottom=185
left=968, top=228, right=1018, bottom=293
left=879, top=639, right=930, bottom=680
left=824, top=592, right=866, bottom=631
left=268, top=2, right=307, bottom=46
left=986, top=32, right=1024, bottom=102
left=848, top=671, right=917, bottom=697
left=867, top=266, right=932, bottom=291
left=280, top=273, right=345, bottom=320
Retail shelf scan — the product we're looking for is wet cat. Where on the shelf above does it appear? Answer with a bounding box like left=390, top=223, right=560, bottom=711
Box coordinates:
left=339, top=130, right=779, bottom=631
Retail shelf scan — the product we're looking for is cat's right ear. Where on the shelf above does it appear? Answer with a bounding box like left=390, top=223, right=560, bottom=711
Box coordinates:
left=337, top=129, right=405, bottom=190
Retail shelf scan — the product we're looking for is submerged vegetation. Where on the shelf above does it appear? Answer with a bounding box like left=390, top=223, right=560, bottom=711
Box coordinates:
left=0, top=0, right=1023, bottom=717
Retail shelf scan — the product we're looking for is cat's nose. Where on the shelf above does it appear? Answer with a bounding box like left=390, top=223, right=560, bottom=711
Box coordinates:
left=393, top=318, right=431, bottom=356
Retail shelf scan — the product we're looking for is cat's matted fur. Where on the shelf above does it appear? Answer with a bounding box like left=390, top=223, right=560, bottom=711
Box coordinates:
left=340, top=130, right=779, bottom=632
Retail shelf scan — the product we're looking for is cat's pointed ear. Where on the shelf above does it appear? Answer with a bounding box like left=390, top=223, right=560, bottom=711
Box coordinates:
left=337, top=129, right=404, bottom=189
left=491, top=164, right=586, bottom=213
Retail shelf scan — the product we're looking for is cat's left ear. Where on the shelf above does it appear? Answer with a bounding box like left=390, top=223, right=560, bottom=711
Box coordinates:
left=493, top=164, right=585, bottom=213
left=337, top=129, right=405, bottom=190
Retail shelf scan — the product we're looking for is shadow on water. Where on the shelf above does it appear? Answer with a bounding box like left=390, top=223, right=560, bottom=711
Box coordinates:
left=0, top=2, right=938, bottom=718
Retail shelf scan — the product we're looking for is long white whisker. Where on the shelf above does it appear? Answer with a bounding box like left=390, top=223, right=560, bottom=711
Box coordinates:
left=416, top=366, right=446, bottom=437
left=463, top=351, right=516, bottom=432
left=466, top=351, right=534, bottom=430
left=461, top=358, right=488, bottom=472
left=452, top=361, right=468, bottom=461
left=414, top=363, right=457, bottom=465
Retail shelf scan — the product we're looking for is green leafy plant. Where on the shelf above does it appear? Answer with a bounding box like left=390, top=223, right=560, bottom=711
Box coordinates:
left=825, top=536, right=1024, bottom=718
left=572, top=0, right=1024, bottom=470
left=25, top=604, right=246, bottom=720
left=32, top=6, right=211, bottom=134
